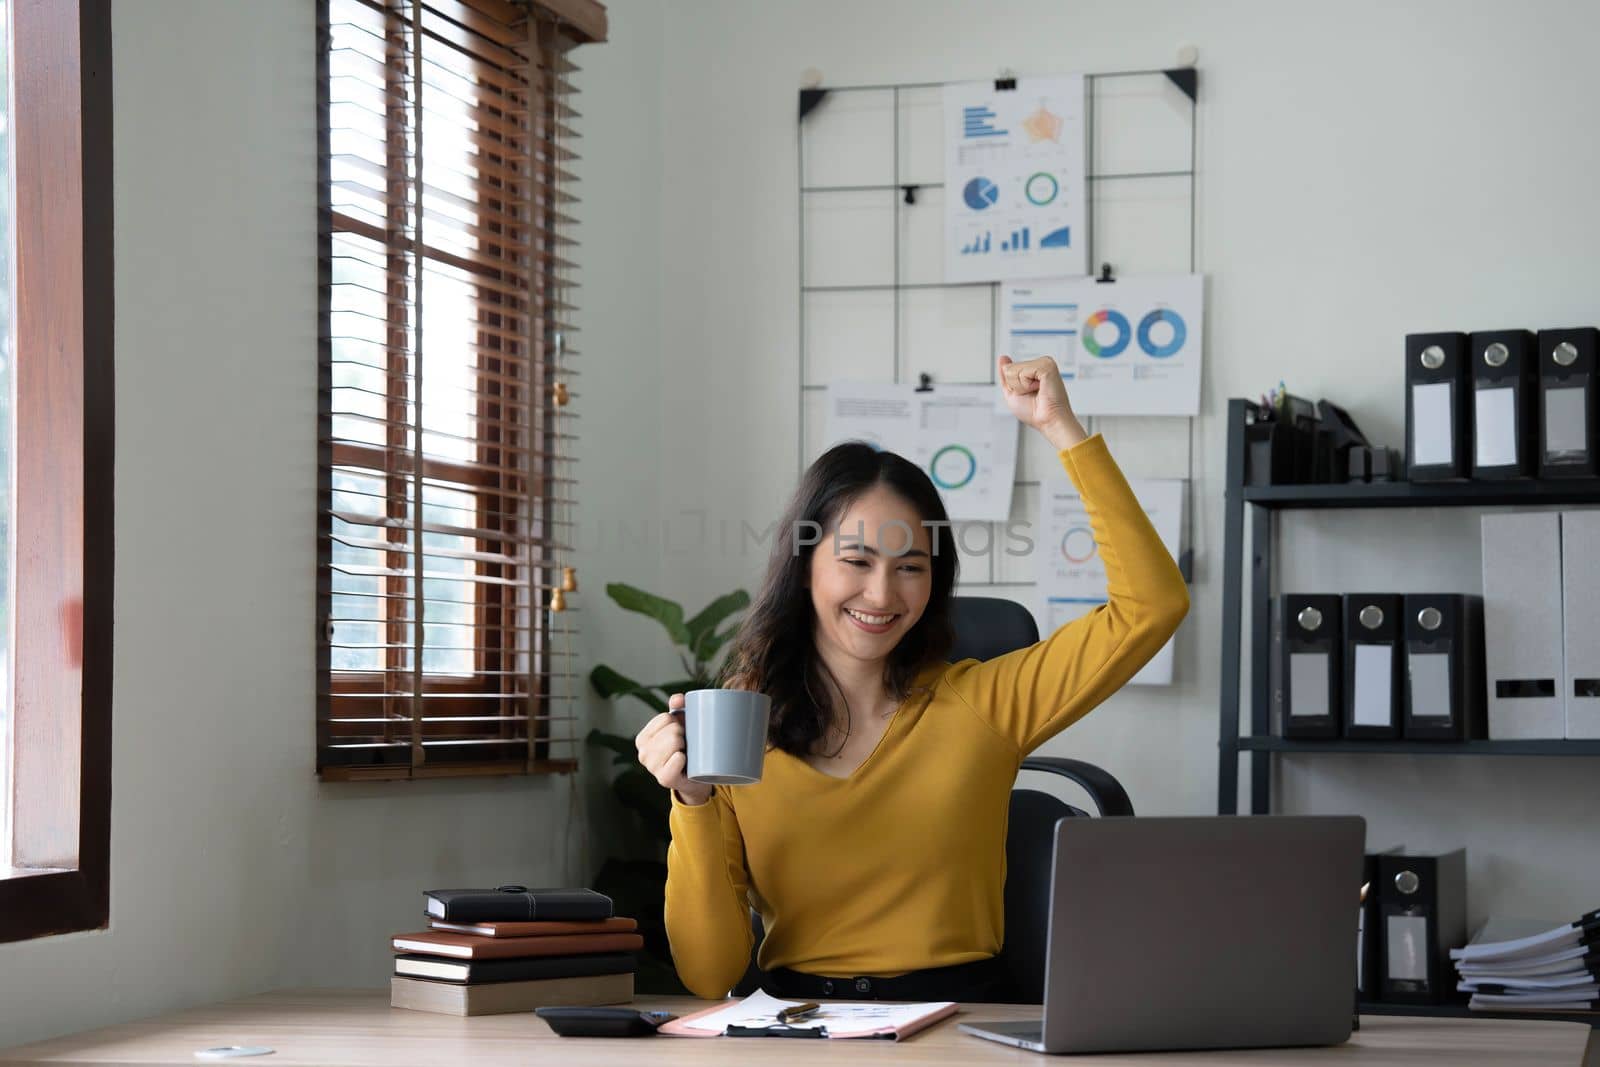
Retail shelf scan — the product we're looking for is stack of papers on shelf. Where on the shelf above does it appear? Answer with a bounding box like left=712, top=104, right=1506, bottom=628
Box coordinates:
left=1453, top=913, right=1600, bottom=1012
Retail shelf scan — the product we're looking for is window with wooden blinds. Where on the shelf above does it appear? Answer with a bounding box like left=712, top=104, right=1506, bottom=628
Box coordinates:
left=317, top=0, right=606, bottom=780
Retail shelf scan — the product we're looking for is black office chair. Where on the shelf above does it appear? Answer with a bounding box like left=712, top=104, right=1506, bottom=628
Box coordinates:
left=730, top=596, right=1133, bottom=1002
left=951, top=596, right=1134, bottom=1004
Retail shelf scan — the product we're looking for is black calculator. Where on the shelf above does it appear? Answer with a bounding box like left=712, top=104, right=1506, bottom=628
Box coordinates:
left=535, top=1006, right=676, bottom=1038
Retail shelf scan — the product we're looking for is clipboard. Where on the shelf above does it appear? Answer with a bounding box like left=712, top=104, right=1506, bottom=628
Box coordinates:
left=657, top=990, right=959, bottom=1041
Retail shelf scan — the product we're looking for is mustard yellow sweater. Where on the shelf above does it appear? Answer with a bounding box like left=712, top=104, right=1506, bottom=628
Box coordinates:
left=664, top=434, right=1188, bottom=999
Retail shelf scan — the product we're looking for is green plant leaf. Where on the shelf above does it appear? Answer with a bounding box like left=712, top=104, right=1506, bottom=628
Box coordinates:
left=606, top=583, right=691, bottom=646
left=696, top=622, right=744, bottom=664
left=585, top=728, right=635, bottom=761
left=685, top=590, right=750, bottom=657
left=652, top=679, right=702, bottom=700
left=589, top=665, right=668, bottom=713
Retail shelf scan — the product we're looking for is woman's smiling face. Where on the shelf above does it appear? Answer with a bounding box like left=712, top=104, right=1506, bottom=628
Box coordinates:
left=808, top=484, right=935, bottom=668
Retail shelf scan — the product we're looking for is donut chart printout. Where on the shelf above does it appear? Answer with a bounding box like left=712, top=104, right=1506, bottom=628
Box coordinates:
left=823, top=382, right=1020, bottom=522
left=943, top=75, right=1086, bottom=284
left=1035, top=476, right=1186, bottom=685
left=998, top=274, right=1205, bottom=416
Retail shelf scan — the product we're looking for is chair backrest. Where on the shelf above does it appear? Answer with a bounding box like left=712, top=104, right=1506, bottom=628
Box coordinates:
left=1003, top=782, right=1089, bottom=1003
left=948, top=595, right=1039, bottom=663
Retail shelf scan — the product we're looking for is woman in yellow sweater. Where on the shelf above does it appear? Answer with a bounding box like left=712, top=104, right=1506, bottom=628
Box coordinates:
left=634, top=355, right=1188, bottom=1002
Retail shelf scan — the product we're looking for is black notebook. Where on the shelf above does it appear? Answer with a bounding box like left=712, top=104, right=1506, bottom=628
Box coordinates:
left=423, top=886, right=613, bottom=922
left=393, top=950, right=636, bottom=985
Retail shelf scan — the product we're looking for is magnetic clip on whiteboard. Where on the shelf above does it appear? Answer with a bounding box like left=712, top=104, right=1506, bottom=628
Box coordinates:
left=914, top=372, right=934, bottom=393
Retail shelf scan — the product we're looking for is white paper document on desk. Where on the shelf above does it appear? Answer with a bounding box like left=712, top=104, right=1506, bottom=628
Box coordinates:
left=667, top=990, right=956, bottom=1039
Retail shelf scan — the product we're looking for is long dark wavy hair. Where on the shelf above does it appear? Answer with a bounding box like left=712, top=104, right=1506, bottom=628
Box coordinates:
left=721, top=442, right=960, bottom=759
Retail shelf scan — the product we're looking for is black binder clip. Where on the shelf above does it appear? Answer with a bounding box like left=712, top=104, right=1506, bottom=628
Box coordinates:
left=725, top=1024, right=828, bottom=1039
left=994, top=72, right=1017, bottom=91
left=1096, top=262, right=1116, bottom=283
left=902, top=184, right=919, bottom=205
left=914, top=372, right=934, bottom=393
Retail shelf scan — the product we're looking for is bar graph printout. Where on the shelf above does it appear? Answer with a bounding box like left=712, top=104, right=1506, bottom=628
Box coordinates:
left=944, top=75, right=1086, bottom=283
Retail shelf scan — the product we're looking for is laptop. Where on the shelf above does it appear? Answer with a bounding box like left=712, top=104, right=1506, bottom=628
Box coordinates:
left=961, top=815, right=1365, bottom=1054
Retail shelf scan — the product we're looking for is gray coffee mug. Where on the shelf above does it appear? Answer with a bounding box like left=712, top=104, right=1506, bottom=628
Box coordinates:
left=681, top=689, right=770, bottom=785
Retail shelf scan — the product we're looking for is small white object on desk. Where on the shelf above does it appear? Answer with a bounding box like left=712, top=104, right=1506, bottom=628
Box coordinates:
left=194, top=1047, right=274, bottom=1059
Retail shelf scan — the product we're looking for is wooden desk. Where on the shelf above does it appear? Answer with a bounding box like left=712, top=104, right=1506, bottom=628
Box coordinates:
left=0, top=989, right=1589, bottom=1065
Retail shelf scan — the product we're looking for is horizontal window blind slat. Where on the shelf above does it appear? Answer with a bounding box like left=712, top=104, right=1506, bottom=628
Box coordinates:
left=421, top=0, right=523, bottom=49
left=329, top=331, right=576, bottom=371
left=329, top=367, right=578, bottom=401
left=327, top=501, right=578, bottom=540
left=328, top=532, right=567, bottom=571
left=330, top=210, right=576, bottom=277
left=419, top=10, right=529, bottom=71
left=330, top=685, right=578, bottom=699
left=327, top=632, right=579, bottom=650
left=329, top=437, right=577, bottom=475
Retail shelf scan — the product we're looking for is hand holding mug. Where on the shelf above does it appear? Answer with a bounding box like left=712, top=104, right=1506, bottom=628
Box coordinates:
left=636, top=693, right=712, bottom=807
left=636, top=689, right=772, bottom=807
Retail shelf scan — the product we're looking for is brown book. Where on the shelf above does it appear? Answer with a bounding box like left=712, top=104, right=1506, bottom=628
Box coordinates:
left=391, top=930, right=645, bottom=960
left=427, top=916, right=638, bottom=938
left=390, top=972, right=633, bottom=1016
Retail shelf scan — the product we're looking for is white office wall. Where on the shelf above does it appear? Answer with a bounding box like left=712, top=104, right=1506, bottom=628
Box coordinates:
left=0, top=0, right=665, bottom=1049
left=624, top=0, right=1600, bottom=930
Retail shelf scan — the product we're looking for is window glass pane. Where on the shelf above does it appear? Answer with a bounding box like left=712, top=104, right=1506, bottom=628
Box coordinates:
left=417, top=261, right=479, bottom=464
left=1, top=0, right=13, bottom=850
left=421, top=483, right=475, bottom=676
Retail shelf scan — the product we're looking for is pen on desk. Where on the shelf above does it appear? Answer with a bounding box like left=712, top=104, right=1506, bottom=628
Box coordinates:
left=776, top=1002, right=821, bottom=1024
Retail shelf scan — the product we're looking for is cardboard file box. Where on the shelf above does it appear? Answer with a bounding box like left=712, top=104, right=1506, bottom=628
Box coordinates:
left=1481, top=512, right=1564, bottom=739
left=1561, top=511, right=1600, bottom=739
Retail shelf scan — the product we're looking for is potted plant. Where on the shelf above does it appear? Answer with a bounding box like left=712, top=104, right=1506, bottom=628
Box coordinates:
left=586, top=583, right=749, bottom=993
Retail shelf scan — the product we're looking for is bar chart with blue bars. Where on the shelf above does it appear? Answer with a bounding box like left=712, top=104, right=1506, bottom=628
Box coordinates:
left=962, top=105, right=1007, bottom=138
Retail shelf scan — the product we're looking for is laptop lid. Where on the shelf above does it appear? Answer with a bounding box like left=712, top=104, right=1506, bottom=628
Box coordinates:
left=1040, top=815, right=1364, bottom=1054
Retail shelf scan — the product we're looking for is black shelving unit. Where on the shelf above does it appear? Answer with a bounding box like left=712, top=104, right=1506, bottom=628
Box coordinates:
left=1219, top=398, right=1600, bottom=1031
left=1217, top=397, right=1600, bottom=816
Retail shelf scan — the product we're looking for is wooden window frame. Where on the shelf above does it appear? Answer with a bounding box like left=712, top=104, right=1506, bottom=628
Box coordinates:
left=0, top=0, right=114, bottom=944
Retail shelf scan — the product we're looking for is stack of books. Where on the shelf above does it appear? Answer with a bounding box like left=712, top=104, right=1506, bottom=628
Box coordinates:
left=1452, top=911, right=1600, bottom=1012
left=391, top=887, right=644, bottom=1016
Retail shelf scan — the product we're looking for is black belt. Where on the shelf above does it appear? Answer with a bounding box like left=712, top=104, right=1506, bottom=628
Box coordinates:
left=758, top=954, right=1012, bottom=1002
